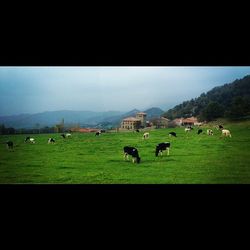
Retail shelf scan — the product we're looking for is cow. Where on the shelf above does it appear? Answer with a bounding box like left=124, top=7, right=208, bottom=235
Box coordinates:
left=143, top=132, right=149, bottom=139
left=61, top=134, right=66, bottom=138
left=48, top=138, right=56, bottom=144
left=169, top=132, right=177, bottom=137
left=185, top=128, right=191, bottom=133
left=197, top=129, right=203, bottom=135
left=135, top=129, right=140, bottom=133
left=65, top=133, right=72, bottom=138
left=207, top=129, right=213, bottom=135
left=6, top=141, right=14, bottom=150
left=24, top=136, right=30, bottom=142
left=95, top=131, right=101, bottom=136
left=221, top=129, right=231, bottom=138
left=25, top=137, right=35, bottom=143
left=155, top=142, right=171, bottom=157
left=219, top=125, right=224, bottom=130
left=123, top=146, right=141, bottom=164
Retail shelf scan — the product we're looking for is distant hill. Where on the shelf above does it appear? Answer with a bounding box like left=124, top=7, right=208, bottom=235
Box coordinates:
left=0, top=110, right=123, bottom=129
left=144, top=107, right=164, bottom=119
left=0, top=107, right=164, bottom=129
left=162, top=75, right=250, bottom=121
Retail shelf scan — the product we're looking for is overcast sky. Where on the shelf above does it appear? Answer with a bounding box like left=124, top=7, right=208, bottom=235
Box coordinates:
left=0, top=66, right=250, bottom=116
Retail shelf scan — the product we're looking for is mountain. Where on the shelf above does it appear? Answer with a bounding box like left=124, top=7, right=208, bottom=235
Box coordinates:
left=0, top=110, right=123, bottom=129
left=162, top=75, right=250, bottom=121
left=144, top=107, right=164, bottom=119
left=0, top=107, right=165, bottom=129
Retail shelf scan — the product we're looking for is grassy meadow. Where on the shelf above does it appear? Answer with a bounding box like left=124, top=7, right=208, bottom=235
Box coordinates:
left=1, top=121, right=250, bottom=184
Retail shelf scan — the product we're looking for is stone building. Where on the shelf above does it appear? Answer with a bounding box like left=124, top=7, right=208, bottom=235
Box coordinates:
left=120, top=112, right=147, bottom=130
left=120, top=117, right=141, bottom=130
left=135, top=112, right=147, bottom=127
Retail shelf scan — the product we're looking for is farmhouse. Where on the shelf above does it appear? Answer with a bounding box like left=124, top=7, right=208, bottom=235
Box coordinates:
left=153, top=117, right=170, bottom=128
left=172, top=117, right=200, bottom=126
left=172, top=118, right=183, bottom=126
left=120, top=112, right=147, bottom=130
left=182, top=117, right=199, bottom=126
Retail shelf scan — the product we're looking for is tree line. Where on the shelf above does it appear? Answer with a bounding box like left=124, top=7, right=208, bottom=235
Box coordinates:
left=0, top=118, right=72, bottom=135
left=163, top=75, right=250, bottom=121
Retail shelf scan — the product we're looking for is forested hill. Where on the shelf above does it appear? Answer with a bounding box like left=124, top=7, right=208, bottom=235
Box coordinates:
left=162, top=75, right=250, bottom=121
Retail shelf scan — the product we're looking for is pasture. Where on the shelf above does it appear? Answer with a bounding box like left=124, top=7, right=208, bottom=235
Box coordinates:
left=1, top=122, right=250, bottom=183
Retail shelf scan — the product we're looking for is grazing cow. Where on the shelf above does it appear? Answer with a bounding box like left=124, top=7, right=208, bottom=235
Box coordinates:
left=95, top=131, right=101, bottom=136
left=123, top=146, right=141, bottom=164
left=185, top=128, right=191, bottom=133
left=221, top=129, right=231, bottom=138
left=219, top=125, right=224, bottom=130
left=6, top=141, right=14, bottom=150
left=100, top=130, right=106, bottom=133
left=207, top=129, right=213, bottom=136
left=155, top=142, right=171, bottom=157
left=65, top=133, right=72, bottom=138
left=48, top=138, right=56, bottom=144
left=197, top=129, right=203, bottom=135
left=169, top=132, right=177, bottom=137
left=61, top=134, right=66, bottom=138
left=25, top=137, right=35, bottom=143
left=135, top=129, right=140, bottom=133
left=24, top=136, right=30, bottom=142
left=143, top=132, right=149, bottom=139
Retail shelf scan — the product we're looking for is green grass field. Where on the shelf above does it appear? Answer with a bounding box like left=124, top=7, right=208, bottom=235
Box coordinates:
left=1, top=121, right=250, bottom=184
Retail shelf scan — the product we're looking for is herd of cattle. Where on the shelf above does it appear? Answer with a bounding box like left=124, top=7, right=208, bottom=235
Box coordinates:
left=124, top=125, right=232, bottom=164
left=4, top=125, right=232, bottom=164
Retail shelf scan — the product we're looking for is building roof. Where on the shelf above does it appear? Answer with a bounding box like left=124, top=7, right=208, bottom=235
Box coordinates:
left=122, top=117, right=141, bottom=122
left=182, top=117, right=198, bottom=123
left=136, top=112, right=147, bottom=115
left=173, top=118, right=183, bottom=122
left=160, top=117, right=170, bottom=121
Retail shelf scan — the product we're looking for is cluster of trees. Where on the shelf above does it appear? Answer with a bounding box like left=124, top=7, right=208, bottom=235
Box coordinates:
left=0, top=118, right=71, bottom=135
left=163, top=75, right=250, bottom=121
left=0, top=124, right=66, bottom=135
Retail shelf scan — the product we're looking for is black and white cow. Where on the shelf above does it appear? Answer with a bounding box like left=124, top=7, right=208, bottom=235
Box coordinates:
left=185, top=128, right=191, bottom=133
left=48, top=138, right=56, bottom=144
left=123, top=146, right=141, bottom=164
left=207, top=129, right=213, bottom=136
left=95, top=131, right=101, bottom=136
left=197, top=129, right=203, bottom=135
left=155, top=142, right=171, bottom=157
left=6, top=141, right=14, bottom=150
left=221, top=129, right=231, bottom=138
left=24, top=136, right=30, bottom=142
left=169, top=132, right=177, bottom=137
left=143, top=132, right=149, bottom=139
left=25, top=137, right=35, bottom=143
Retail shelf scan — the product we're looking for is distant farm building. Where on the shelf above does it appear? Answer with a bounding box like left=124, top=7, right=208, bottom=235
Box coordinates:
left=172, top=117, right=200, bottom=126
left=151, top=117, right=170, bottom=128
left=120, top=112, right=147, bottom=130
left=182, top=117, right=199, bottom=126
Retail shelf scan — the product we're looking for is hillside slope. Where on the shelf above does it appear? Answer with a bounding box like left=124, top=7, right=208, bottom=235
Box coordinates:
left=163, top=75, right=250, bottom=121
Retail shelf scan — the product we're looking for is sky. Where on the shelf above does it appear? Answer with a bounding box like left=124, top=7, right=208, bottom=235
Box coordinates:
left=0, top=66, right=250, bottom=116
